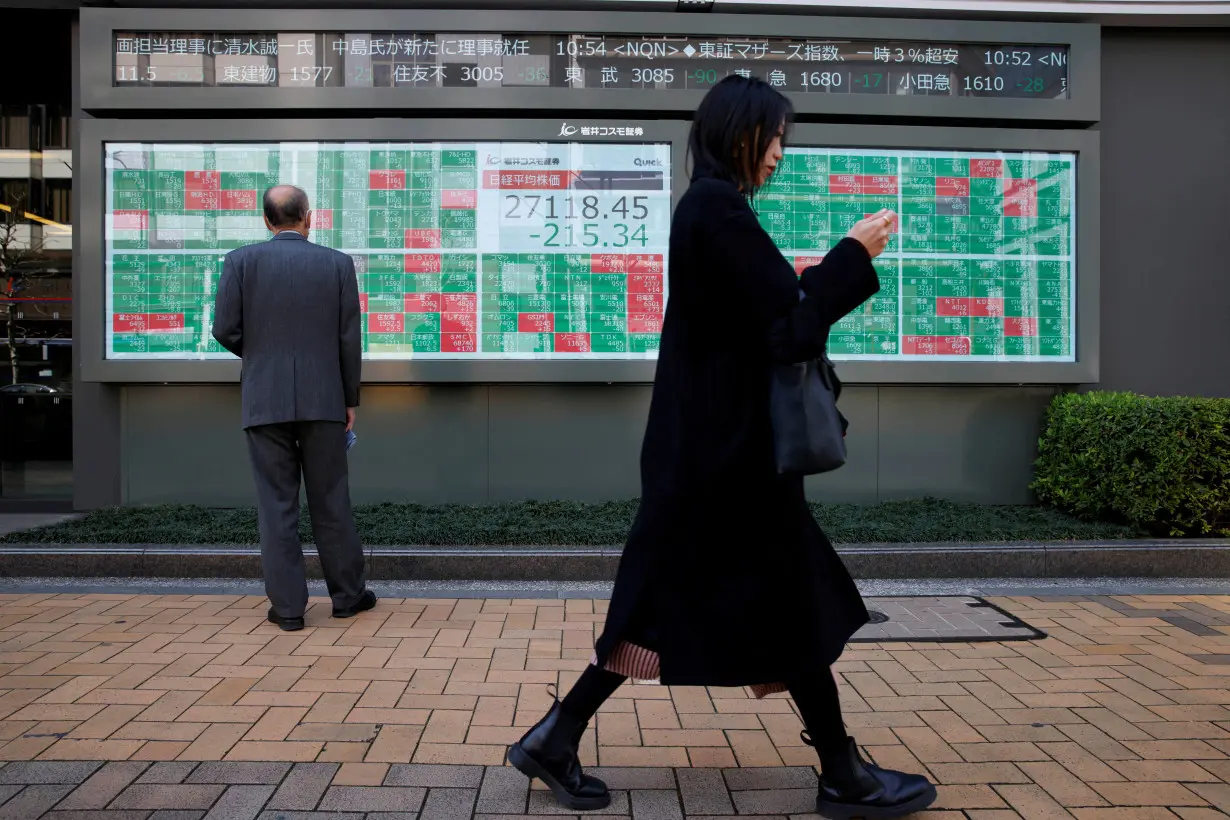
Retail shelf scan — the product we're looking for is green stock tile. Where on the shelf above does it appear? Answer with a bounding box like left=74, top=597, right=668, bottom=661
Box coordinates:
left=481, top=312, right=518, bottom=333
left=405, top=313, right=442, bottom=333
left=592, top=333, right=629, bottom=353
left=440, top=149, right=476, bottom=168
left=628, top=333, right=659, bottom=353
left=369, top=149, right=408, bottom=171
left=442, top=272, right=478, bottom=292
left=972, top=336, right=1007, bottom=356
left=933, top=157, right=969, bottom=176
left=482, top=332, right=553, bottom=353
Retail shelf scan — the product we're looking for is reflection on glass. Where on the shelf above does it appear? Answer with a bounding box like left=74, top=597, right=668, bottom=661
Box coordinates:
left=104, top=140, right=672, bottom=361
left=758, top=146, right=1077, bottom=362
left=0, top=103, right=73, bottom=500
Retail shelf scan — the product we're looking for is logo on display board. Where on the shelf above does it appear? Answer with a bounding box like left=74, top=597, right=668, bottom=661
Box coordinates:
left=558, top=122, right=647, bottom=138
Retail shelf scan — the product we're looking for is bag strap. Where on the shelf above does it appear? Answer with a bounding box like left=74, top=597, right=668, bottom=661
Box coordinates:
left=821, top=353, right=842, bottom=397
left=797, top=289, right=839, bottom=393
left=814, top=354, right=835, bottom=392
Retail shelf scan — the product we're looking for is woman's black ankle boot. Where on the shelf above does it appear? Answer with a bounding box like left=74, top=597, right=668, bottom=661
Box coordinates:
left=508, top=702, right=611, bottom=811
left=803, top=732, right=937, bottom=819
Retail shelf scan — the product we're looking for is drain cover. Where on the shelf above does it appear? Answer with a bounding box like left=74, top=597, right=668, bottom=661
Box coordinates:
left=852, top=597, right=1047, bottom=643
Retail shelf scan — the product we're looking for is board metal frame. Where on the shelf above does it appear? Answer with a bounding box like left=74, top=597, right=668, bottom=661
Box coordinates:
left=79, top=117, right=1097, bottom=385
left=79, top=8, right=1100, bottom=123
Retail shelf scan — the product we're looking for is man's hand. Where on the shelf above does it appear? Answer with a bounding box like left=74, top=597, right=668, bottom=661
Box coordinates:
left=346, top=407, right=356, bottom=432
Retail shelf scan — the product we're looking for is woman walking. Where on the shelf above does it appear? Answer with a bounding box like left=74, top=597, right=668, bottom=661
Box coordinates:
left=508, top=75, right=937, bottom=820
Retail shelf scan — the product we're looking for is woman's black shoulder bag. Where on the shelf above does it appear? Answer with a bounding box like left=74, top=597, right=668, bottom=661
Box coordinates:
left=769, top=292, right=849, bottom=475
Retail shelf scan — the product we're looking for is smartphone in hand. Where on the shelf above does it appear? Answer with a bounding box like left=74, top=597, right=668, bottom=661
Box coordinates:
left=346, top=430, right=357, bottom=451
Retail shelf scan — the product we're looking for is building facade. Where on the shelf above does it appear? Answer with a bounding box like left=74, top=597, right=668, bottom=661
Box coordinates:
left=10, top=1, right=1227, bottom=510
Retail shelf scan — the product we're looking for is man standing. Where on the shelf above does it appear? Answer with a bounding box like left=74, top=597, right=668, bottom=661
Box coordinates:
left=212, top=184, right=375, bottom=631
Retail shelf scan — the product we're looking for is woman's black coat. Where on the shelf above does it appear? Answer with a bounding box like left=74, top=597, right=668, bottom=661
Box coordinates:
left=594, top=169, right=881, bottom=687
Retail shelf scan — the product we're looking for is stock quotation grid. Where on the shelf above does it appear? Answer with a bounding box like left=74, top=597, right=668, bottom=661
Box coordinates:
left=759, top=147, right=1076, bottom=360
left=104, top=141, right=672, bottom=359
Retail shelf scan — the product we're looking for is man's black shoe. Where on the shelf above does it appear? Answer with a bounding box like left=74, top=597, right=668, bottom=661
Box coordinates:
left=333, top=589, right=377, bottom=619
left=267, top=608, right=305, bottom=631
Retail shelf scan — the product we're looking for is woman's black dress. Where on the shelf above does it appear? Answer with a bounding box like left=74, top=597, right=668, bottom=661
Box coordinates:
left=593, top=169, right=882, bottom=692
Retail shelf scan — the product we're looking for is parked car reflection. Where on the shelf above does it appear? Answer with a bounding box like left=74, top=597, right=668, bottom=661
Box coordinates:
left=0, top=383, right=67, bottom=394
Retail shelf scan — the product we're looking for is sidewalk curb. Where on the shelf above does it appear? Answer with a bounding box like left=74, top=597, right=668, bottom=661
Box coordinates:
left=0, top=539, right=1227, bottom=579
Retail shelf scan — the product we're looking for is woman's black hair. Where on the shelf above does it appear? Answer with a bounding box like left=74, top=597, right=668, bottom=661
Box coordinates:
left=687, top=74, right=795, bottom=197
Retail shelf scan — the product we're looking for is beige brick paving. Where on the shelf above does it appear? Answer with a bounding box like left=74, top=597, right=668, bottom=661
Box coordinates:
left=0, top=593, right=1227, bottom=817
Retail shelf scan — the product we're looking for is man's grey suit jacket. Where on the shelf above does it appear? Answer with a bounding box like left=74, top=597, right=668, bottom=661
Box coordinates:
left=211, top=231, right=362, bottom=429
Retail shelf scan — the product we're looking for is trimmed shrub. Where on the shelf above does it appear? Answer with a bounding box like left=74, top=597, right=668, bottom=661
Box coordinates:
left=1033, top=392, right=1230, bottom=537
left=0, top=498, right=1132, bottom=545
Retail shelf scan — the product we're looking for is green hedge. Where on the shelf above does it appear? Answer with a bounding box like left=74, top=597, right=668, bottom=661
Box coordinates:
left=0, top=498, right=1133, bottom=545
left=1033, top=392, right=1230, bottom=537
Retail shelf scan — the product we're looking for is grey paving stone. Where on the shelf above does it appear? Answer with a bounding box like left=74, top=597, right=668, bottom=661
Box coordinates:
left=150, top=813, right=205, bottom=820
left=257, top=813, right=363, bottom=820
left=1194, top=655, right=1230, bottom=665
left=265, top=764, right=338, bottom=812
left=886, top=623, right=920, bottom=639
left=364, top=815, right=420, bottom=820
left=630, top=790, right=682, bottom=820
left=138, top=764, right=198, bottom=785
left=45, top=813, right=153, bottom=820
left=732, top=789, right=818, bottom=815
left=587, top=769, right=675, bottom=790
left=0, top=785, right=75, bottom=820
left=0, top=762, right=103, bottom=785
left=112, top=785, right=227, bottom=811
left=526, top=790, right=629, bottom=815
left=203, top=786, right=276, bottom=820
left=58, top=762, right=152, bottom=811
left=188, top=763, right=292, bottom=786
left=0, top=786, right=21, bottom=806
left=419, top=789, right=477, bottom=820
left=722, top=768, right=817, bottom=791
left=676, top=769, right=733, bottom=816
left=936, top=613, right=980, bottom=631
left=317, top=787, right=425, bottom=813
left=1181, top=602, right=1230, bottom=622
left=1163, top=616, right=1224, bottom=636
left=385, top=766, right=484, bottom=788
left=1085, top=596, right=1134, bottom=610
left=1166, top=610, right=1226, bottom=626
left=475, top=766, right=528, bottom=815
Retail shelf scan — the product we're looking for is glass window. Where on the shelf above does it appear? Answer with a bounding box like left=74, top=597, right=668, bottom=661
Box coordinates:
left=1, top=180, right=31, bottom=208
left=45, top=180, right=71, bottom=225
left=1, top=107, right=30, bottom=150
left=44, top=107, right=71, bottom=150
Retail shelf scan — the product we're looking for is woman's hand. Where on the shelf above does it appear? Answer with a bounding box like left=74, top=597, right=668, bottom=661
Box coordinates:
left=845, top=209, right=897, bottom=259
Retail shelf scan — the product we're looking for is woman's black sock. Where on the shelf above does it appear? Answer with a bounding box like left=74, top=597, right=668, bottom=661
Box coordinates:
left=559, top=664, right=627, bottom=723
left=788, top=669, right=849, bottom=761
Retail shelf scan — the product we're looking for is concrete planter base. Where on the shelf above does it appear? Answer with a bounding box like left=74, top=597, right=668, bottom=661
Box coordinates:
left=0, top=539, right=1227, bottom=579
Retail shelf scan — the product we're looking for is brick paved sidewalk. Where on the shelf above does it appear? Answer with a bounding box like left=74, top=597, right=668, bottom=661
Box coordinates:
left=0, top=593, right=1228, bottom=818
